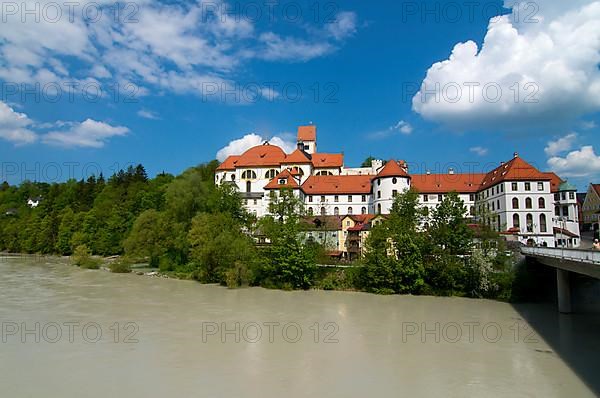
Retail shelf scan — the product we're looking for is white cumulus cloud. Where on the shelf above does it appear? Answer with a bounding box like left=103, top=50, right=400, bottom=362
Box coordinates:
left=0, top=101, right=37, bottom=145
left=326, top=11, right=358, bottom=40
left=544, top=133, right=578, bottom=156
left=412, top=0, right=600, bottom=131
left=137, top=109, right=160, bottom=120
left=216, top=133, right=296, bottom=161
left=547, top=146, right=600, bottom=177
left=43, top=119, right=129, bottom=148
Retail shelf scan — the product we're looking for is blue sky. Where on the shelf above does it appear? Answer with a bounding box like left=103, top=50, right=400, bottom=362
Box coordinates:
left=1, top=0, right=599, bottom=189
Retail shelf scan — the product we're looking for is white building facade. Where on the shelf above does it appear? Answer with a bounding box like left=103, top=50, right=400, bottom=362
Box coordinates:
left=216, top=126, right=581, bottom=248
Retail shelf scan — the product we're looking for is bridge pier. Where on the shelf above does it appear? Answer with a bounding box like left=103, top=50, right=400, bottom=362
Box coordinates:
left=556, top=269, right=572, bottom=314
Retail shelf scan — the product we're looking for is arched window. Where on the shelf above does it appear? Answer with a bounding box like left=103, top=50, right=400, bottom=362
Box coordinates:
left=334, top=207, right=339, bottom=216
left=348, top=207, right=353, bottom=215
left=320, top=207, right=326, bottom=216
left=525, top=197, right=532, bottom=209
left=512, top=198, right=519, bottom=209
left=231, top=174, right=235, bottom=181
left=538, top=197, right=545, bottom=209
left=526, top=214, right=534, bottom=232
left=540, top=214, right=547, bottom=233
left=246, top=181, right=251, bottom=192
left=265, top=169, right=278, bottom=179
left=470, top=206, right=475, bottom=216
left=242, top=170, right=257, bottom=179
left=377, top=204, right=382, bottom=214
left=361, top=207, right=366, bottom=214
left=307, top=207, right=313, bottom=216
left=392, top=177, right=397, bottom=184
left=513, top=214, right=520, bottom=228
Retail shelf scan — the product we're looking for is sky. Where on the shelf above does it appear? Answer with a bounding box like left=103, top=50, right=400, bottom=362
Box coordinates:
left=1, top=0, right=599, bottom=190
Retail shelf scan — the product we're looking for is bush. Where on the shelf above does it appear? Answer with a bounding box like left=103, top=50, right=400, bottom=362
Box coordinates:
left=225, top=261, right=251, bottom=288
left=72, top=244, right=101, bottom=269
left=109, top=258, right=132, bottom=273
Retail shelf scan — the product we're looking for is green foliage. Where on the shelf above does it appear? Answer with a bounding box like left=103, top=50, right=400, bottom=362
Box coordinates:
left=109, top=258, right=132, bottom=273
left=428, top=192, right=473, bottom=255
left=258, top=189, right=316, bottom=289
left=72, top=244, right=101, bottom=269
left=188, top=212, right=257, bottom=284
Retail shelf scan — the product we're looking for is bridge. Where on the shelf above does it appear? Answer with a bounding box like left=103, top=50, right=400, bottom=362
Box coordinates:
left=521, top=246, right=600, bottom=313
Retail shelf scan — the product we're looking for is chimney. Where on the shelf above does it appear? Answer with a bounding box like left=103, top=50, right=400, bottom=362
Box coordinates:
left=448, top=168, right=455, bottom=175
left=513, top=152, right=519, bottom=158
left=426, top=170, right=431, bottom=175
left=500, top=161, right=505, bottom=166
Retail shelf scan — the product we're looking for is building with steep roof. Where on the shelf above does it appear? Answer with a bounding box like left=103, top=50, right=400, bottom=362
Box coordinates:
left=215, top=125, right=581, bottom=248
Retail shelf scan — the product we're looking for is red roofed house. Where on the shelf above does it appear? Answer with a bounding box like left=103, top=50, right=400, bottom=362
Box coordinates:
left=215, top=127, right=581, bottom=248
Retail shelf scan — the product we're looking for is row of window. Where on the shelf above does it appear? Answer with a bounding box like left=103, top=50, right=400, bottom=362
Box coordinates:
left=554, top=192, right=576, bottom=201
left=512, top=197, right=546, bottom=209
left=308, top=195, right=368, bottom=203
left=479, top=182, right=545, bottom=200
left=307, top=207, right=368, bottom=216
left=512, top=213, right=548, bottom=233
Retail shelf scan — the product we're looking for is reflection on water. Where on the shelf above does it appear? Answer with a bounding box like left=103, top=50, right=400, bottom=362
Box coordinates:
left=0, top=257, right=598, bottom=397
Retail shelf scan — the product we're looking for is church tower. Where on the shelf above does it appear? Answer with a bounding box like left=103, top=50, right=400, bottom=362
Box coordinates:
left=297, top=125, right=317, bottom=155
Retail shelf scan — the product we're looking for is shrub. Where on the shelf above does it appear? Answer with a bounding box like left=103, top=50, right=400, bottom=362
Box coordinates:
left=109, top=258, right=132, bottom=273
left=72, top=244, right=101, bottom=269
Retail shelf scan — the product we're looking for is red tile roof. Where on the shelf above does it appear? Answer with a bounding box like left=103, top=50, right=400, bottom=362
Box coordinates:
left=593, top=184, right=600, bottom=197
left=312, top=153, right=344, bottom=168
left=264, top=170, right=300, bottom=190
left=216, top=155, right=240, bottom=171
left=543, top=172, right=563, bottom=193
left=302, top=175, right=372, bottom=194
left=281, top=149, right=312, bottom=164
left=553, top=227, right=579, bottom=238
left=411, top=173, right=486, bottom=193
left=235, top=144, right=287, bottom=167
left=377, top=160, right=409, bottom=178
left=481, top=155, right=551, bottom=188
left=297, top=125, right=316, bottom=141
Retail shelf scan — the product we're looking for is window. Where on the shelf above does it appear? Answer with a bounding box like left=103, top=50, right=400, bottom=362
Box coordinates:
left=562, top=206, right=569, bottom=217
left=538, top=198, right=545, bottom=208
left=470, top=206, right=475, bottom=215
left=561, top=192, right=566, bottom=201
left=501, top=184, right=504, bottom=193
left=492, top=187, right=495, bottom=195
left=377, top=191, right=381, bottom=199
left=526, top=214, right=533, bottom=232
left=320, top=207, right=326, bottom=216
left=392, top=177, right=397, bottom=184
left=377, top=204, right=382, bottom=214
left=537, top=182, right=544, bottom=191
left=231, top=174, right=235, bottom=181
left=513, top=214, right=520, bottom=228
left=555, top=206, right=560, bottom=216
left=470, top=194, right=475, bottom=201
left=278, top=178, right=286, bottom=185
left=348, top=207, right=353, bottom=215
left=512, top=182, right=518, bottom=191
left=361, top=207, right=367, bottom=214
left=512, top=198, right=519, bottom=209
left=246, top=181, right=252, bottom=192
left=266, top=169, right=278, bottom=179
left=525, top=197, right=532, bottom=209
left=491, top=202, right=495, bottom=211
left=497, top=200, right=500, bottom=210
left=304, top=144, right=310, bottom=151
left=316, top=170, right=333, bottom=176
left=569, top=192, right=575, bottom=200
left=242, top=170, right=257, bottom=179
left=334, top=195, right=339, bottom=202
left=348, top=195, right=353, bottom=202
left=377, top=179, right=381, bottom=186
left=554, top=193, right=560, bottom=201
left=308, top=207, right=313, bottom=215
left=392, top=190, right=398, bottom=197
left=253, top=199, right=257, bottom=205
left=321, top=196, right=325, bottom=202
left=362, top=195, right=366, bottom=202
left=525, top=182, right=531, bottom=191
left=334, top=207, right=339, bottom=215
left=540, top=214, right=547, bottom=233
left=309, top=196, right=313, bottom=203
left=424, top=194, right=429, bottom=202
left=438, top=194, right=443, bottom=202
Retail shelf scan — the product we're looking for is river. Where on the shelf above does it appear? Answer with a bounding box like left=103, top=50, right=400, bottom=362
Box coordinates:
left=1, top=256, right=599, bottom=397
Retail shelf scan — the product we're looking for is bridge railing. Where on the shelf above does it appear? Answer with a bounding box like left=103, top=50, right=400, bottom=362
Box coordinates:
left=521, top=246, right=600, bottom=265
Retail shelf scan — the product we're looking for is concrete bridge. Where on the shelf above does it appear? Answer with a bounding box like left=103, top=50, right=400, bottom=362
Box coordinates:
left=521, top=246, right=600, bottom=313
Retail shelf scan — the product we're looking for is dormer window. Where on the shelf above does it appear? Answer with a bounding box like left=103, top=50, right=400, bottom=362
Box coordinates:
left=278, top=178, right=287, bottom=185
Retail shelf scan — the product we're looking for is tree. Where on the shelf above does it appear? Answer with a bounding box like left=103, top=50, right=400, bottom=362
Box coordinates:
left=361, top=156, right=376, bottom=167
left=258, top=189, right=315, bottom=289
left=428, top=192, right=473, bottom=255
left=188, top=212, right=257, bottom=284
left=124, top=209, right=177, bottom=267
